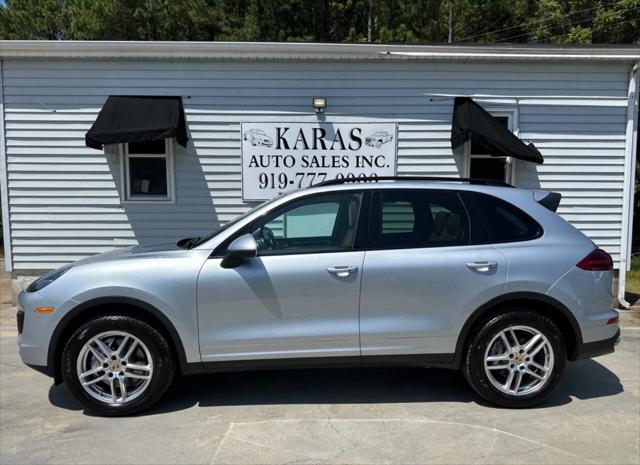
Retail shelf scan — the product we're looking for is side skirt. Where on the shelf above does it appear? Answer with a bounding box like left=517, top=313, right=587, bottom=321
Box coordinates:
left=183, top=353, right=456, bottom=375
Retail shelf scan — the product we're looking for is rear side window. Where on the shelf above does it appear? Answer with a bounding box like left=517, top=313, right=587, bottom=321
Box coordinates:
left=460, top=191, right=542, bottom=244
left=372, top=190, right=470, bottom=249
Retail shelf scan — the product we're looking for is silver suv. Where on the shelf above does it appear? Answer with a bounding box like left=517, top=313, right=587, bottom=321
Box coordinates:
left=17, top=177, right=620, bottom=416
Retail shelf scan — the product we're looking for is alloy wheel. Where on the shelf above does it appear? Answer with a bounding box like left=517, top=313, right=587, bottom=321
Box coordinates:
left=483, top=325, right=554, bottom=396
left=76, top=331, right=153, bottom=405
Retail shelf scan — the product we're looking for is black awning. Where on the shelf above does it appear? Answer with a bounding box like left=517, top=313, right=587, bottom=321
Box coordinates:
left=451, top=97, right=543, bottom=164
left=85, top=96, right=188, bottom=150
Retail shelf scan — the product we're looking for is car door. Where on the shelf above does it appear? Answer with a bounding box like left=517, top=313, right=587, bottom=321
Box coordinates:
left=197, top=191, right=367, bottom=363
left=359, top=189, right=507, bottom=359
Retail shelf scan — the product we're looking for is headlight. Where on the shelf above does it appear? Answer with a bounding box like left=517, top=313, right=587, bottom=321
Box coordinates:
left=26, top=265, right=71, bottom=292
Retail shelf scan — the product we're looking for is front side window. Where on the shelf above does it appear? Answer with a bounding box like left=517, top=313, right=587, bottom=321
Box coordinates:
left=373, top=190, right=469, bottom=249
left=122, top=139, right=174, bottom=201
left=249, top=192, right=363, bottom=255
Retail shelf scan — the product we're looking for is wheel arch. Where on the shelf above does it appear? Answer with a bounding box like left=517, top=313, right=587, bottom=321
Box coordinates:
left=453, top=292, right=583, bottom=369
left=48, top=297, right=189, bottom=381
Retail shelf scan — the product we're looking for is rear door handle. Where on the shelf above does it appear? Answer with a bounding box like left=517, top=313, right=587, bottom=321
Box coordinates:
left=327, top=265, right=359, bottom=277
left=466, top=261, right=497, bottom=272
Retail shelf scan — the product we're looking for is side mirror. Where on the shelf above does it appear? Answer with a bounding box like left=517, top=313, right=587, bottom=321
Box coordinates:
left=221, top=234, right=257, bottom=268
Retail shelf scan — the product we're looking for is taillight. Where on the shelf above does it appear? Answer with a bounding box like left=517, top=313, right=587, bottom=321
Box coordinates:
left=576, top=248, right=613, bottom=271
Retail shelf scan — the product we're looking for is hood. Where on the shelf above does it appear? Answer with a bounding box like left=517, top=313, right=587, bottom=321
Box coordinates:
left=72, top=242, right=186, bottom=267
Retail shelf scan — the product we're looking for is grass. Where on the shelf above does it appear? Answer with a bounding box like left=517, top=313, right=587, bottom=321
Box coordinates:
left=625, top=255, right=640, bottom=306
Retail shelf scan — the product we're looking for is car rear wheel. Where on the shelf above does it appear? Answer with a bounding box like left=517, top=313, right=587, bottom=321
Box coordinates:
left=61, top=315, right=175, bottom=416
left=462, top=310, right=566, bottom=408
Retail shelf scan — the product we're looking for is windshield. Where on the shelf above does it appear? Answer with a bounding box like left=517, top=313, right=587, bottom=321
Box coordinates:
left=190, top=196, right=282, bottom=247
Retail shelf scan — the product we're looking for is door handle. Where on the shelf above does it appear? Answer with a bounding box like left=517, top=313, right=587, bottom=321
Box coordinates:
left=466, top=261, right=497, bottom=272
left=327, top=266, right=359, bottom=277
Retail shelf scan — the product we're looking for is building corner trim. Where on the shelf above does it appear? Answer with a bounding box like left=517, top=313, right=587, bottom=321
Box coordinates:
left=618, top=62, right=640, bottom=309
left=0, top=59, right=12, bottom=272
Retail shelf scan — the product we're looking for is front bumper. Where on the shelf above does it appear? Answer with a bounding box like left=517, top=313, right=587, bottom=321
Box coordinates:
left=17, top=290, right=75, bottom=378
left=573, top=329, right=620, bottom=360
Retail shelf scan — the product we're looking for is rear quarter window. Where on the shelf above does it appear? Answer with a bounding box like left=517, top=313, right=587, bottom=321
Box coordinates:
left=460, top=191, right=542, bottom=244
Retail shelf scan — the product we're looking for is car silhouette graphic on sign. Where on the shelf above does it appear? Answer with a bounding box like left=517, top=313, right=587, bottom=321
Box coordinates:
left=365, top=131, right=394, bottom=148
left=244, top=129, right=273, bottom=147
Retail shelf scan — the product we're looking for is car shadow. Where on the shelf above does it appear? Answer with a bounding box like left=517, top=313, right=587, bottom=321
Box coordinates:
left=48, top=357, right=623, bottom=416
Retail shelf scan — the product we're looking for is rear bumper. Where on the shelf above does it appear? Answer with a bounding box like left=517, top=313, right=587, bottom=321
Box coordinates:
left=573, top=329, right=620, bottom=360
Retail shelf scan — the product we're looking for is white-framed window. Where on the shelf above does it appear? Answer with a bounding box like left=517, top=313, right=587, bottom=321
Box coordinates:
left=119, top=139, right=175, bottom=202
left=464, top=109, right=518, bottom=184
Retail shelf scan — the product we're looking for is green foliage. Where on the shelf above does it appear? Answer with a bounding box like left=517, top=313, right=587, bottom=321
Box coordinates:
left=0, top=0, right=67, bottom=39
left=626, top=255, right=640, bottom=296
left=61, top=0, right=222, bottom=41
left=0, top=0, right=639, bottom=43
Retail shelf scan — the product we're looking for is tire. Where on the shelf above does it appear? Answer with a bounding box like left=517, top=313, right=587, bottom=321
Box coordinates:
left=462, top=309, right=566, bottom=408
left=61, top=314, right=176, bottom=416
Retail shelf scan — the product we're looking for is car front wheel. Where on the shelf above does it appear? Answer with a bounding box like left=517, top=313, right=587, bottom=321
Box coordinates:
left=462, top=310, right=566, bottom=408
left=61, top=314, right=175, bottom=416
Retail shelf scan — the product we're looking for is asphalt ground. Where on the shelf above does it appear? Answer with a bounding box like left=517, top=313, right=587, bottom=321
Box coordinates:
left=0, top=298, right=638, bottom=464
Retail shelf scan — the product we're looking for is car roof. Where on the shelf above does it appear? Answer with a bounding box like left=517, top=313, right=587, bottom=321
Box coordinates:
left=297, top=179, right=520, bottom=198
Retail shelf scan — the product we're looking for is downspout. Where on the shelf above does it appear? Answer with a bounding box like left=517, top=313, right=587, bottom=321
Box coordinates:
left=0, top=59, right=13, bottom=272
left=618, top=62, right=639, bottom=309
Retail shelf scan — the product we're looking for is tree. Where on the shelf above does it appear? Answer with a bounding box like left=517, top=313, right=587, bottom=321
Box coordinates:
left=0, top=0, right=67, bottom=39
left=1, top=0, right=639, bottom=43
left=63, top=0, right=222, bottom=41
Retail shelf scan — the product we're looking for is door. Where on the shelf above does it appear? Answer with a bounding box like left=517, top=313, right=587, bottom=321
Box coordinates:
left=197, top=191, right=366, bottom=363
left=359, top=189, right=507, bottom=358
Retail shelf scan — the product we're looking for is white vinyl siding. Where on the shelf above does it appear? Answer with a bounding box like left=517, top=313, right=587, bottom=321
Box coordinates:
left=0, top=59, right=631, bottom=269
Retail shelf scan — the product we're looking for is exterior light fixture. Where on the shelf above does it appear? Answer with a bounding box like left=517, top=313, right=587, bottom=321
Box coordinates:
left=312, top=97, right=326, bottom=113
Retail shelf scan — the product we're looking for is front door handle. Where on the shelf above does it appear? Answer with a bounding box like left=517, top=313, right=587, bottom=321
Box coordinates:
left=466, top=261, right=497, bottom=272
left=327, top=265, right=359, bottom=277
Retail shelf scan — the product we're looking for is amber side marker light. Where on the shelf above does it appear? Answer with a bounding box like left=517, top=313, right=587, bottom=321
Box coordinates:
left=33, top=307, right=55, bottom=314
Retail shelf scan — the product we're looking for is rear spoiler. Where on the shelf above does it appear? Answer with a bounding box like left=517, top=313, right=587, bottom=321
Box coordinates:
left=533, top=191, right=561, bottom=212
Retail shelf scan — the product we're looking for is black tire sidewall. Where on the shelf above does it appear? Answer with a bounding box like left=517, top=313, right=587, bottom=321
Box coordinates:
left=463, top=310, right=566, bottom=408
left=61, top=315, right=175, bottom=416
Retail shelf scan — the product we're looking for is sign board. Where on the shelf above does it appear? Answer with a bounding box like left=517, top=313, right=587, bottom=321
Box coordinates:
left=241, top=122, right=397, bottom=201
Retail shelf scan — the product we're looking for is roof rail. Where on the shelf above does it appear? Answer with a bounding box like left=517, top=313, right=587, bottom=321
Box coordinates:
left=313, top=176, right=514, bottom=188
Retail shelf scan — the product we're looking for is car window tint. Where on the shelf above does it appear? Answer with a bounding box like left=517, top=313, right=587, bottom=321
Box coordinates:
left=461, top=191, right=541, bottom=243
left=382, top=201, right=415, bottom=234
left=263, top=202, right=340, bottom=239
left=376, top=190, right=469, bottom=249
left=250, top=193, right=362, bottom=255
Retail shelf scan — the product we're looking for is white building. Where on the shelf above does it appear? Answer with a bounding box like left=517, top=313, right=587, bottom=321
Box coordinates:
left=0, top=41, right=638, bottom=305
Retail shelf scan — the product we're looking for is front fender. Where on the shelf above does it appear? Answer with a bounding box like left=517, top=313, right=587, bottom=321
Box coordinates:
left=47, top=294, right=195, bottom=377
left=67, top=285, right=198, bottom=362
